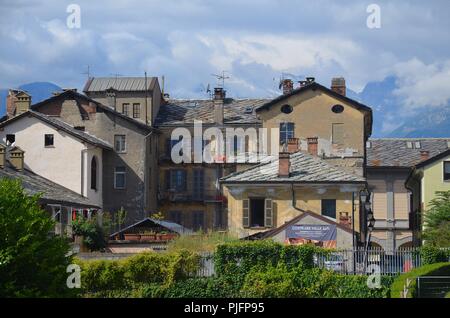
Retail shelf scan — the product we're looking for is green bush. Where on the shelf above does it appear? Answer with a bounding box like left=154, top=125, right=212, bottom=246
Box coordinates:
left=150, top=277, right=239, bottom=298
left=75, top=250, right=201, bottom=296
left=0, top=178, right=74, bottom=298
left=391, top=262, right=450, bottom=298
left=214, top=240, right=318, bottom=286
left=420, top=245, right=449, bottom=265
left=241, top=265, right=391, bottom=298
left=72, top=217, right=106, bottom=251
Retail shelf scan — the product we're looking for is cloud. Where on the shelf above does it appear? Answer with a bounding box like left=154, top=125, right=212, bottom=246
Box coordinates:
left=393, top=58, right=450, bottom=109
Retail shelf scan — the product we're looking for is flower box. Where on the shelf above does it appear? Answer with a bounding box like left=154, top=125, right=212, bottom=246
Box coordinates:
left=124, top=233, right=141, bottom=241
left=140, top=234, right=156, bottom=242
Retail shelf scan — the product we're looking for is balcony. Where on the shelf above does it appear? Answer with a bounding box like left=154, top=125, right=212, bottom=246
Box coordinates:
left=159, top=190, right=227, bottom=203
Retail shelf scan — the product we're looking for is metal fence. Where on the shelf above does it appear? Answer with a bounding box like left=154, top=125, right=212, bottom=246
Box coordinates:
left=196, top=248, right=450, bottom=277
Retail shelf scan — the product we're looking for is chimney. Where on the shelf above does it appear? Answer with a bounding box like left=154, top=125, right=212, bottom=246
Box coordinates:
left=339, top=212, right=352, bottom=229
left=0, top=144, right=5, bottom=169
left=9, top=146, right=24, bottom=171
left=213, top=87, right=225, bottom=125
left=331, top=77, right=346, bottom=96
left=287, top=138, right=299, bottom=153
left=307, top=137, right=318, bottom=156
left=105, top=88, right=117, bottom=111
left=6, top=89, right=31, bottom=118
left=278, top=152, right=290, bottom=177
left=281, top=79, right=293, bottom=95
left=420, top=150, right=429, bottom=161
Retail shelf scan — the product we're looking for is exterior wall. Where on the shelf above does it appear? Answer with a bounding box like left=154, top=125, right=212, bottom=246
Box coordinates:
left=421, top=154, right=450, bottom=211
left=35, top=95, right=159, bottom=224
left=224, top=184, right=362, bottom=239
left=367, top=168, right=413, bottom=249
left=0, top=115, right=103, bottom=206
left=257, top=89, right=366, bottom=175
left=86, top=86, right=162, bottom=126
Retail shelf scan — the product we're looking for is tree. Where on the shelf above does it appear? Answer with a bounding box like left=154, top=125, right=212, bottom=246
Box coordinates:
left=423, top=190, right=450, bottom=247
left=0, top=178, right=74, bottom=297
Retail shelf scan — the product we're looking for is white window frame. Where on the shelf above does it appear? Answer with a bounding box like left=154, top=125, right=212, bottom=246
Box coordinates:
left=114, top=166, right=126, bottom=189
left=114, top=135, right=127, bottom=153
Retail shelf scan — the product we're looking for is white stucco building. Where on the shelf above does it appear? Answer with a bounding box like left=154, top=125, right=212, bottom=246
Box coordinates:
left=0, top=111, right=112, bottom=207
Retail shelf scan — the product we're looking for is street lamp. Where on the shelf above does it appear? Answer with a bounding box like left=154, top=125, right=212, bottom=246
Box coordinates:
left=362, top=189, right=375, bottom=273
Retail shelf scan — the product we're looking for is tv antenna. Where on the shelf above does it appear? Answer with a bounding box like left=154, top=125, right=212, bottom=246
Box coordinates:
left=81, top=65, right=91, bottom=79
left=211, top=71, right=230, bottom=88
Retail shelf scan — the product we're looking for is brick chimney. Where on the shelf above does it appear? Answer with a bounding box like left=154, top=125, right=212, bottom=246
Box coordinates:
left=420, top=150, right=429, bottom=161
left=331, top=77, right=346, bottom=96
left=281, top=79, right=293, bottom=95
left=287, top=138, right=299, bottom=153
left=0, top=143, right=5, bottom=169
left=307, top=137, right=318, bottom=156
left=213, top=87, right=225, bottom=125
left=278, top=152, right=290, bottom=177
left=8, top=146, right=24, bottom=171
left=339, top=212, right=352, bottom=229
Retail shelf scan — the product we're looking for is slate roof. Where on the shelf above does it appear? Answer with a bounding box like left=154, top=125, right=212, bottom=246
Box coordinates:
left=220, top=151, right=366, bottom=184
left=109, top=217, right=192, bottom=238
left=83, top=77, right=157, bottom=92
left=155, top=98, right=268, bottom=126
left=0, top=111, right=113, bottom=149
left=367, top=138, right=450, bottom=168
left=0, top=161, right=99, bottom=208
left=30, top=90, right=158, bottom=133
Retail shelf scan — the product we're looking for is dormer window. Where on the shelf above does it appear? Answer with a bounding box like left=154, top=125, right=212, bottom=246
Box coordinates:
left=406, top=141, right=413, bottom=149
left=415, top=141, right=421, bottom=149
left=366, top=141, right=372, bottom=148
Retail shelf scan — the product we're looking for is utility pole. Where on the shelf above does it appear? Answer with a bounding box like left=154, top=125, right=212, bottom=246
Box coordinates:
left=145, top=71, right=148, bottom=125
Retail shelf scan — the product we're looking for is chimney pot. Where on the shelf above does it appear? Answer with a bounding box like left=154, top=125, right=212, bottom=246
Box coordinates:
left=420, top=150, right=429, bottom=161
left=281, top=79, right=294, bottom=95
left=0, top=144, right=5, bottom=168
left=307, top=137, right=319, bottom=156
left=287, top=138, right=299, bottom=153
left=213, top=88, right=225, bottom=125
left=214, top=87, right=226, bottom=100
left=331, top=77, right=346, bottom=96
left=8, top=146, right=24, bottom=171
left=278, top=152, right=290, bottom=177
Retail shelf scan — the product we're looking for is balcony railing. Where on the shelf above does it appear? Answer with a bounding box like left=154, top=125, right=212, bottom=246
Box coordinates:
left=159, top=190, right=227, bottom=203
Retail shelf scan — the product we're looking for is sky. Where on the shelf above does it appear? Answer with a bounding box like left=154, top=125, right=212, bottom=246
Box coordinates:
left=1, top=0, right=450, bottom=107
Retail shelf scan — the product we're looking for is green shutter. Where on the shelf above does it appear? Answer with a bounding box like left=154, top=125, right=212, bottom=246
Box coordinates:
left=243, top=199, right=250, bottom=228
left=265, top=198, right=273, bottom=227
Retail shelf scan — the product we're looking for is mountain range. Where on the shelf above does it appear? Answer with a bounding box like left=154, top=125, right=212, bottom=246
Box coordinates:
left=0, top=79, right=449, bottom=138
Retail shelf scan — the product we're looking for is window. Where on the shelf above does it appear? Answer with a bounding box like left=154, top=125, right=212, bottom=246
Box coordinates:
left=281, top=104, right=293, bottom=114
left=133, top=103, right=141, bottom=118
left=444, top=162, right=450, bottom=181
left=44, top=134, right=54, bottom=147
left=166, top=169, right=187, bottom=191
left=114, top=166, right=126, bottom=189
left=192, top=211, right=204, bottom=231
left=90, top=156, right=97, bottom=190
left=167, top=136, right=183, bottom=156
left=332, top=123, right=344, bottom=145
left=280, top=122, right=294, bottom=145
left=6, top=134, right=15, bottom=145
left=414, top=141, right=421, bottom=149
left=406, top=141, right=413, bottom=149
left=331, top=104, right=344, bottom=113
left=321, top=199, right=336, bottom=219
left=243, top=198, right=273, bottom=228
left=169, top=211, right=183, bottom=225
left=114, top=135, right=126, bottom=153
left=122, top=103, right=129, bottom=116
left=193, top=169, right=204, bottom=200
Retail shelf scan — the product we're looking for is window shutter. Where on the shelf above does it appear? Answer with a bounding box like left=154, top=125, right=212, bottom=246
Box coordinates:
left=265, top=198, right=273, bottom=227
left=165, top=170, right=171, bottom=189
left=243, top=199, right=250, bottom=228
left=182, top=170, right=187, bottom=191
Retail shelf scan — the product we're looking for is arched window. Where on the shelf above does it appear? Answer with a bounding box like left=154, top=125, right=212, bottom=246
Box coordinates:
left=91, top=156, right=98, bottom=190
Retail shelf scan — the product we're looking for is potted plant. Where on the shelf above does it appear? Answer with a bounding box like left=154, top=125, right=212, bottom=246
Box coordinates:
left=140, top=231, right=156, bottom=242
left=124, top=232, right=140, bottom=241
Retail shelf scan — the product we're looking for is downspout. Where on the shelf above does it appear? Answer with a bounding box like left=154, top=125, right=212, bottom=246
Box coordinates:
left=291, top=183, right=303, bottom=213
left=144, top=130, right=154, bottom=217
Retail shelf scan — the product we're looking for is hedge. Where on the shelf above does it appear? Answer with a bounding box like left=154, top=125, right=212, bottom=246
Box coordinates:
left=74, top=250, right=201, bottom=296
left=419, top=246, right=449, bottom=265
left=390, top=262, right=450, bottom=298
left=214, top=240, right=319, bottom=286
left=240, top=264, right=392, bottom=298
